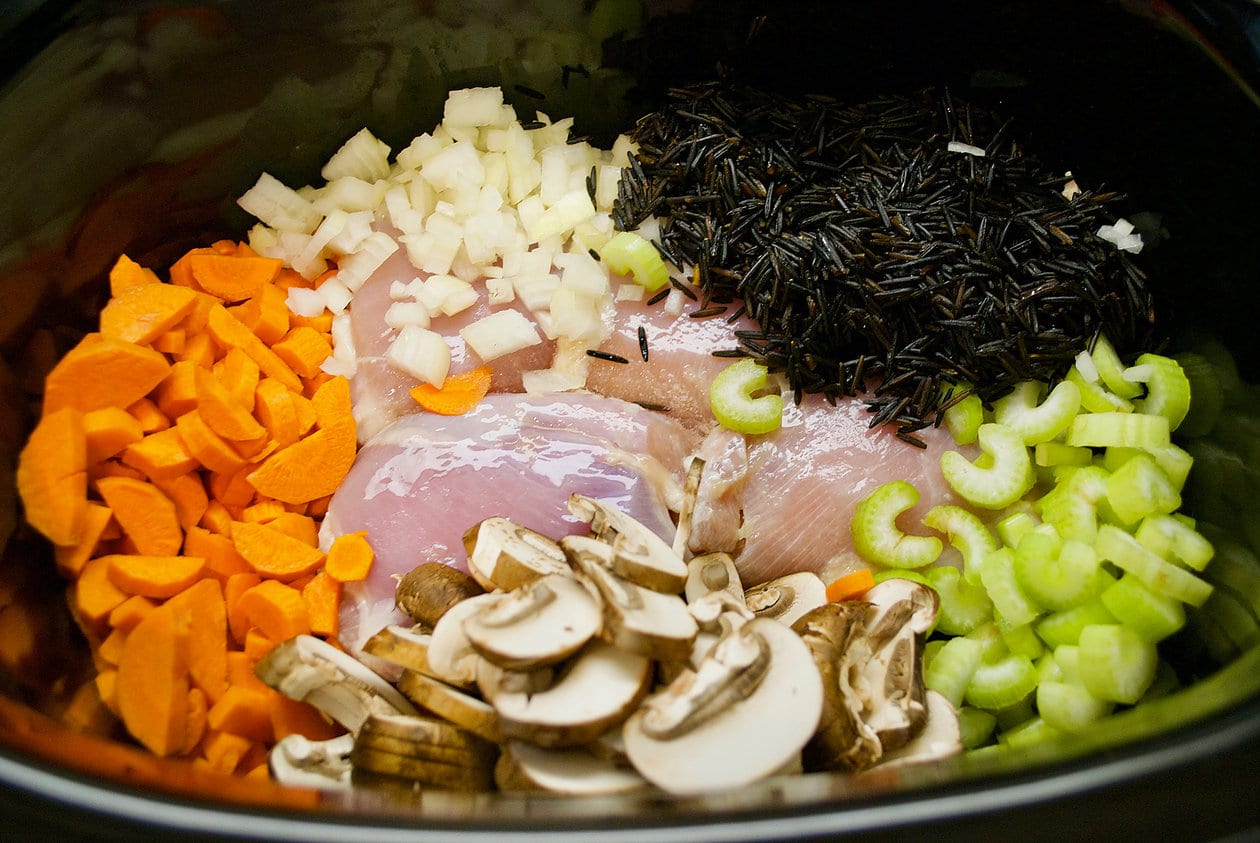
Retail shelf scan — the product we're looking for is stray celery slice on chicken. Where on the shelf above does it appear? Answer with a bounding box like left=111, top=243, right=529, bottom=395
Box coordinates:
left=707, top=358, right=784, bottom=435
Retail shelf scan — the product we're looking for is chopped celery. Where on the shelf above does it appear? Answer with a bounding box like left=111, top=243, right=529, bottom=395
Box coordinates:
left=1066, top=412, right=1170, bottom=450
left=1000, top=621, right=1045, bottom=661
left=926, top=565, right=994, bottom=636
left=708, top=358, right=783, bottom=435
left=944, top=384, right=985, bottom=446
left=996, top=510, right=1040, bottom=548
left=1000, top=717, right=1062, bottom=748
left=1077, top=623, right=1158, bottom=704
left=1095, top=525, right=1214, bottom=606
left=979, top=547, right=1041, bottom=627
left=1104, top=453, right=1181, bottom=526
left=851, top=480, right=943, bottom=569
left=599, top=230, right=670, bottom=292
left=1067, top=365, right=1135, bottom=414
left=958, top=706, right=997, bottom=749
left=924, top=635, right=986, bottom=708
left=872, top=568, right=935, bottom=588
left=993, top=380, right=1082, bottom=445
left=940, top=422, right=1035, bottom=509
left=1034, top=598, right=1118, bottom=649
left=1099, top=573, right=1186, bottom=642
left=965, top=653, right=1039, bottom=710
left=1015, top=533, right=1102, bottom=612
left=1104, top=443, right=1194, bottom=491
left=1134, top=514, right=1214, bottom=571
left=1034, top=442, right=1093, bottom=468
left=924, top=504, right=998, bottom=583
left=1037, top=680, right=1114, bottom=733
left=1126, top=353, right=1191, bottom=431
left=1172, top=350, right=1224, bottom=437
left=1089, top=334, right=1144, bottom=399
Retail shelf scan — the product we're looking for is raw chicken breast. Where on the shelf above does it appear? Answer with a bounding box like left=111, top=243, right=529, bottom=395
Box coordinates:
left=323, top=392, right=699, bottom=651
left=690, top=394, right=971, bottom=586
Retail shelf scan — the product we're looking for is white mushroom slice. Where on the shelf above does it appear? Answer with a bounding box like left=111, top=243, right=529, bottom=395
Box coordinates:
left=672, top=456, right=707, bottom=558
left=564, top=536, right=698, bottom=662
left=351, top=734, right=496, bottom=792
left=395, top=671, right=503, bottom=744
left=873, top=690, right=962, bottom=771
left=858, top=579, right=938, bottom=752
left=463, top=517, right=572, bottom=591
left=256, top=635, right=419, bottom=733
left=622, top=618, right=824, bottom=795
left=362, top=625, right=435, bottom=675
left=475, top=659, right=556, bottom=705
left=269, top=733, right=354, bottom=791
left=395, top=563, right=485, bottom=626
left=488, top=640, right=653, bottom=748
left=864, top=578, right=939, bottom=636
left=463, top=573, right=602, bottom=669
left=684, top=552, right=744, bottom=605
left=744, top=572, right=828, bottom=628
left=495, top=740, right=648, bottom=795
left=427, top=592, right=504, bottom=687
left=355, top=711, right=498, bottom=770
left=687, top=590, right=754, bottom=634
left=567, top=494, right=687, bottom=592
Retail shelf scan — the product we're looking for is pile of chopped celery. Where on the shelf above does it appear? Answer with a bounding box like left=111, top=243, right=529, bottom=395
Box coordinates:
left=850, top=335, right=1235, bottom=751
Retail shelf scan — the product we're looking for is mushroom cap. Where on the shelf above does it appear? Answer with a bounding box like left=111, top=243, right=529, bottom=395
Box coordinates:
left=395, top=671, right=504, bottom=744
left=567, top=494, right=687, bottom=592
left=463, top=517, right=571, bottom=591
left=463, top=573, right=602, bottom=669
left=489, top=640, right=653, bottom=748
left=495, top=740, right=648, bottom=795
left=622, top=618, right=824, bottom=795
left=684, top=552, right=745, bottom=605
left=744, top=572, right=828, bottom=628
left=269, top=733, right=354, bottom=791
left=395, top=562, right=485, bottom=627
left=869, top=690, right=962, bottom=770
left=362, top=625, right=435, bottom=675
left=426, top=592, right=503, bottom=687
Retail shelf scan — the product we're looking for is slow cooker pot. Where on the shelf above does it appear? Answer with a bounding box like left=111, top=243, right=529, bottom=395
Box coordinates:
left=0, top=1, right=1257, bottom=840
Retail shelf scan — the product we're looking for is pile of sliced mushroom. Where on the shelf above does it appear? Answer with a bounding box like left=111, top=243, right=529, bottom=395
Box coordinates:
left=256, top=495, right=961, bottom=795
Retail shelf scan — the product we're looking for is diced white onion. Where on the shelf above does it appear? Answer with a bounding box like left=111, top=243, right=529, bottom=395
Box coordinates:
left=460, top=310, right=542, bottom=362
left=386, top=325, right=451, bottom=386
left=321, top=127, right=392, bottom=182
left=385, top=301, right=432, bottom=331
left=1075, top=350, right=1100, bottom=383
left=285, top=286, right=327, bottom=319
left=237, top=172, right=322, bottom=233
left=947, top=140, right=987, bottom=157
left=336, top=231, right=399, bottom=292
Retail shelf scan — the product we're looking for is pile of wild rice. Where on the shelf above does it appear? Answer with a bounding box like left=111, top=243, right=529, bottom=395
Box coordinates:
left=613, top=82, right=1154, bottom=443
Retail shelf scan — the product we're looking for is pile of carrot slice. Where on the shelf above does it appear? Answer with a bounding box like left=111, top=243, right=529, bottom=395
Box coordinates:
left=16, top=242, right=369, bottom=774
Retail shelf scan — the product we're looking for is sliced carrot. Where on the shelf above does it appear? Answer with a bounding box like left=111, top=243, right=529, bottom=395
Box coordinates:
left=155, top=360, right=201, bottom=420
left=97, top=625, right=129, bottom=667
left=54, top=501, right=114, bottom=576
left=206, top=685, right=275, bottom=747
left=230, top=521, right=324, bottom=580
left=105, top=553, right=205, bottom=599
left=229, top=282, right=290, bottom=346
left=325, top=531, right=374, bottom=583
left=234, top=580, right=310, bottom=643
left=226, top=651, right=271, bottom=695
left=188, top=253, right=282, bottom=303
left=209, top=468, right=258, bottom=508
left=116, top=602, right=190, bottom=756
left=95, top=668, right=119, bottom=715
left=410, top=364, right=494, bottom=416
left=176, top=330, right=218, bottom=369
left=825, top=568, right=876, bottom=602
left=215, top=348, right=260, bottom=412
left=199, top=500, right=236, bottom=536
left=225, top=572, right=262, bottom=645
left=108, top=253, right=161, bottom=295
left=308, top=375, right=352, bottom=431
left=184, top=687, right=209, bottom=755
left=166, top=578, right=228, bottom=703
left=183, top=525, right=252, bottom=578
left=99, top=282, right=198, bottom=345
left=152, top=328, right=185, bottom=355
left=202, top=730, right=254, bottom=773
left=245, top=424, right=355, bottom=506
left=95, top=476, right=182, bottom=556
left=152, top=471, right=210, bottom=529
left=252, top=378, right=301, bottom=448
left=206, top=304, right=301, bottom=393
left=42, top=333, right=170, bottom=415
left=272, top=326, right=333, bottom=379
left=121, top=426, right=197, bottom=481
left=270, top=695, right=341, bottom=742
left=175, top=409, right=249, bottom=475
left=107, top=594, right=157, bottom=632
left=301, top=570, right=341, bottom=638
left=243, top=627, right=278, bottom=663
left=240, top=500, right=286, bottom=524
left=16, top=406, right=88, bottom=546
left=126, top=396, right=170, bottom=433
left=89, top=460, right=147, bottom=483
left=170, top=247, right=220, bottom=288
left=193, top=366, right=265, bottom=442
left=83, top=406, right=145, bottom=464
left=266, top=512, right=319, bottom=548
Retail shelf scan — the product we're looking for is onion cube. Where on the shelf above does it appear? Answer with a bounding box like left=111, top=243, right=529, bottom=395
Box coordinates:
left=460, top=310, right=542, bottom=362
left=386, top=325, right=450, bottom=386
left=443, top=87, right=506, bottom=128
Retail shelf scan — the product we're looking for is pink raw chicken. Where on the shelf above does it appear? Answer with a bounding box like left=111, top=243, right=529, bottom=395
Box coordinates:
left=323, top=391, right=699, bottom=651
left=690, top=393, right=972, bottom=586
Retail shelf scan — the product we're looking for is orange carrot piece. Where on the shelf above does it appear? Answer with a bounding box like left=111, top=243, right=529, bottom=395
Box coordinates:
left=99, top=282, right=198, bottom=345
left=155, top=360, right=201, bottom=420
left=152, top=471, right=210, bottom=529
left=89, top=459, right=147, bottom=483
left=225, top=572, right=262, bottom=644
left=95, top=668, right=119, bottom=715
left=230, top=521, right=324, bottom=580
left=188, top=253, right=282, bottom=303
left=126, top=396, right=170, bottom=433
left=230, top=282, right=290, bottom=346
left=202, top=729, right=254, bottom=773
left=825, top=568, right=876, bottom=602
left=302, top=570, right=341, bottom=638
left=176, top=330, right=218, bottom=369
left=206, top=304, right=301, bottom=393
left=175, top=409, right=249, bottom=475
left=409, top=365, right=494, bottom=416
left=234, top=580, right=310, bottom=643
left=270, top=695, right=341, bottom=742
left=184, top=687, right=209, bottom=755
left=105, top=553, right=205, bottom=599
left=95, top=476, right=182, bottom=556
left=215, top=348, right=261, bottom=412
left=97, top=626, right=128, bottom=666
left=107, top=594, right=157, bottom=632
left=84, top=406, right=145, bottom=464
left=42, top=333, right=170, bottom=415
left=116, top=602, right=190, bottom=756
left=121, top=427, right=197, bottom=481
left=252, top=378, right=301, bottom=448
left=108, top=254, right=161, bottom=295
left=325, top=531, right=374, bottom=583
left=16, top=406, right=88, bottom=546
left=288, top=311, right=334, bottom=334
left=226, top=651, right=271, bottom=695
left=209, top=468, right=258, bottom=508
left=170, top=247, right=220, bottom=288
left=272, top=326, right=333, bottom=380
left=184, top=525, right=252, bottom=578
left=243, top=627, right=277, bottom=662
left=309, top=375, right=353, bottom=431
left=53, top=502, right=114, bottom=578
left=240, top=499, right=286, bottom=524
left=152, top=328, right=185, bottom=355
left=166, top=578, right=228, bottom=703
left=245, top=424, right=355, bottom=506
left=193, top=366, right=266, bottom=442
left=200, top=500, right=236, bottom=536
left=74, top=556, right=129, bottom=630
left=206, top=684, right=275, bottom=744
left=267, top=511, right=319, bottom=548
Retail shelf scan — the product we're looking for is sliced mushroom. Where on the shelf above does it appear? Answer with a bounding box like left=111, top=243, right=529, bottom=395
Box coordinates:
left=683, top=551, right=744, bottom=606
left=463, top=573, right=602, bottom=669
left=495, top=740, right=648, bottom=795
left=475, top=658, right=556, bottom=705
left=859, top=579, right=938, bottom=752
left=684, top=590, right=755, bottom=668
left=426, top=592, right=503, bottom=687
left=792, top=602, right=883, bottom=772
left=395, top=671, right=503, bottom=744
left=269, top=733, right=354, bottom=791
left=395, top=563, right=485, bottom=627
left=622, top=618, right=824, bottom=795
left=351, top=744, right=495, bottom=792
left=864, top=578, right=939, bottom=637
left=672, top=456, right=707, bottom=558
left=564, top=535, right=697, bottom=662
left=872, top=690, right=962, bottom=771
left=350, top=710, right=499, bottom=792
left=362, top=625, right=435, bottom=675
left=567, top=494, right=687, bottom=592
left=256, top=635, right=419, bottom=733
left=463, top=517, right=571, bottom=591
left=744, top=572, right=828, bottom=628
left=485, top=639, right=653, bottom=748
